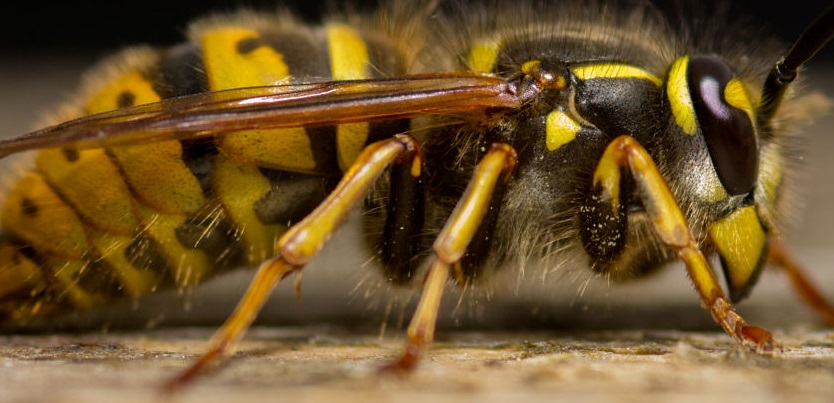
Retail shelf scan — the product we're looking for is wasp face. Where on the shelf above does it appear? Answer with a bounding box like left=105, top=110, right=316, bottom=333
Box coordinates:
left=661, top=55, right=770, bottom=302
left=448, top=19, right=776, bottom=302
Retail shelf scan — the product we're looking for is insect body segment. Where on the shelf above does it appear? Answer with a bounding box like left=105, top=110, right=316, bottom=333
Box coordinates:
left=0, top=20, right=408, bottom=323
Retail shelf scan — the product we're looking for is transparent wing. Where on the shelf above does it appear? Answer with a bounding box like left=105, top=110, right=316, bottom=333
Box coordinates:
left=0, top=72, right=520, bottom=158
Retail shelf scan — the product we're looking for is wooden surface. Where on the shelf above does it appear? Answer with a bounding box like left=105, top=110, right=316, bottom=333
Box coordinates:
left=1, top=327, right=833, bottom=403
left=1, top=54, right=834, bottom=403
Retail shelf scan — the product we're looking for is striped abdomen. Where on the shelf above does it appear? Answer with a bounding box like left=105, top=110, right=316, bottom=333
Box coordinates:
left=0, top=17, right=409, bottom=324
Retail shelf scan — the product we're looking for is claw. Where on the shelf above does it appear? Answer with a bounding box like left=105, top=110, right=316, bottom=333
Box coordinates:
left=711, top=297, right=781, bottom=354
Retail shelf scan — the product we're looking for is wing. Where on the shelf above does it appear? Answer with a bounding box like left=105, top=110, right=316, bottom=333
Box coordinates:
left=0, top=73, right=520, bottom=158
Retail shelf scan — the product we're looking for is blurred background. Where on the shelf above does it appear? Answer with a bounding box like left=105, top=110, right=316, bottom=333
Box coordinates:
left=1, top=0, right=832, bottom=54
left=0, top=0, right=832, bottom=333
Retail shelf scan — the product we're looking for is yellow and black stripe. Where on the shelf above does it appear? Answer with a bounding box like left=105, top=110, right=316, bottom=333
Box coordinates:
left=0, top=19, right=409, bottom=324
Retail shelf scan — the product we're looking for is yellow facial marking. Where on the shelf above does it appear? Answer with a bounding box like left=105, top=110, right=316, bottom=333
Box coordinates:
left=667, top=56, right=697, bottom=135
left=467, top=40, right=500, bottom=73
left=326, top=23, right=371, bottom=172
left=572, top=63, right=662, bottom=86
left=724, top=78, right=755, bottom=123
left=708, top=206, right=767, bottom=292
left=545, top=110, right=581, bottom=151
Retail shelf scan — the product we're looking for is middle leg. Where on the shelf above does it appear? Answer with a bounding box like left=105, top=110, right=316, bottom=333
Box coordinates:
left=383, top=142, right=518, bottom=372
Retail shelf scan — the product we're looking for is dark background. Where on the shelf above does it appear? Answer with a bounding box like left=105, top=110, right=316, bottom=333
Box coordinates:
left=1, top=0, right=832, bottom=62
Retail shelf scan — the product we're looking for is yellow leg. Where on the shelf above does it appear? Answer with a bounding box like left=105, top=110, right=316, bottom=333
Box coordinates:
left=594, top=135, right=776, bottom=353
left=383, top=143, right=518, bottom=373
left=768, top=241, right=834, bottom=326
left=163, top=135, right=422, bottom=391
left=163, top=257, right=297, bottom=391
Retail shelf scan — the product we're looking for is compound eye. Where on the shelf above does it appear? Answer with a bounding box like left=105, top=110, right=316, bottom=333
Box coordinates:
left=687, top=56, right=758, bottom=196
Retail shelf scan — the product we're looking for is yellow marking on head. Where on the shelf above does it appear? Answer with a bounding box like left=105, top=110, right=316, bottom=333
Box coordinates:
left=573, top=63, right=662, bottom=86
left=545, top=110, right=581, bottom=151
left=724, top=78, right=756, bottom=123
left=467, top=41, right=500, bottom=73
left=708, top=206, right=767, bottom=294
left=667, top=56, right=697, bottom=135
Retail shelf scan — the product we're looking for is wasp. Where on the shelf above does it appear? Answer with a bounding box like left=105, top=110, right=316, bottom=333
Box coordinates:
left=0, top=0, right=833, bottom=390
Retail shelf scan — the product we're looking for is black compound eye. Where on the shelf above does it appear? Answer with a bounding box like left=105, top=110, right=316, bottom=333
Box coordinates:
left=688, top=56, right=758, bottom=196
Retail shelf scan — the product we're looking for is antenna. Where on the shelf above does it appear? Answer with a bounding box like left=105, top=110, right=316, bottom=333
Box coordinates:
left=759, top=3, right=834, bottom=124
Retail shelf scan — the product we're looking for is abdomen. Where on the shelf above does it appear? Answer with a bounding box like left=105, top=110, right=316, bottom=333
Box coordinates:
left=0, top=15, right=410, bottom=324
